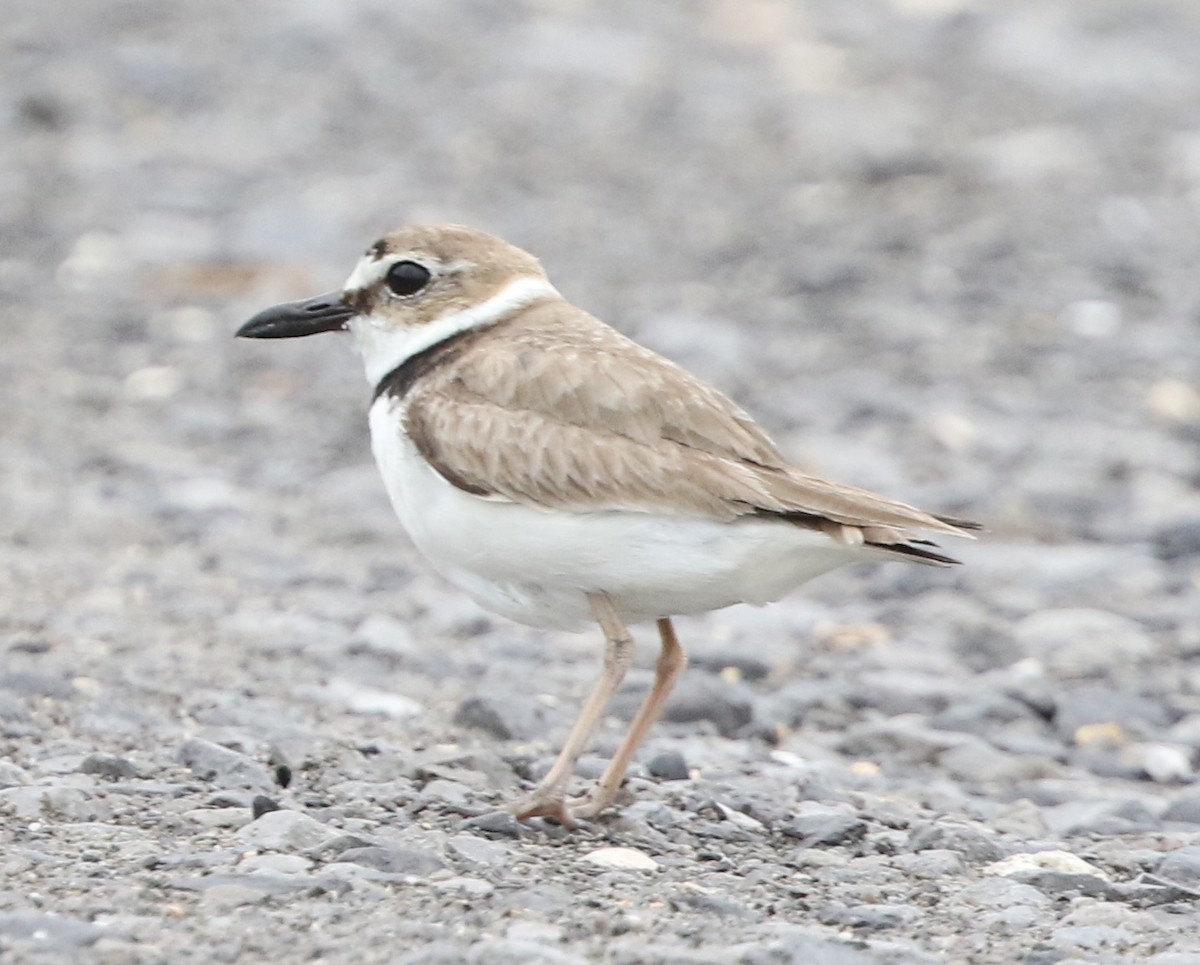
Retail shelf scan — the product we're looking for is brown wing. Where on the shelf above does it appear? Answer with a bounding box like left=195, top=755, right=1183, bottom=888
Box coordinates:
left=400, top=304, right=978, bottom=548
left=447, top=305, right=788, bottom=468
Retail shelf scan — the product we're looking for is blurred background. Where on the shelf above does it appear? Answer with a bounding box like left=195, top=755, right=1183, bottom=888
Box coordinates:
left=3, top=0, right=1200, bottom=958
left=5, top=0, right=1199, bottom=626
left=4, top=0, right=1200, bottom=707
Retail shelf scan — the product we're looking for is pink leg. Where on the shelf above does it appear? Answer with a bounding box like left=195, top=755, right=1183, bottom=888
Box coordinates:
left=509, top=592, right=634, bottom=826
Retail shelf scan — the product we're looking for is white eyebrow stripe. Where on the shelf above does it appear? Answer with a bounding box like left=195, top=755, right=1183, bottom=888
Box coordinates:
left=344, top=253, right=399, bottom=292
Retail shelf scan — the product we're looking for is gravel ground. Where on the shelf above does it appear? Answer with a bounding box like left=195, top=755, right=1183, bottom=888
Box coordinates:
left=4, top=1, right=1200, bottom=962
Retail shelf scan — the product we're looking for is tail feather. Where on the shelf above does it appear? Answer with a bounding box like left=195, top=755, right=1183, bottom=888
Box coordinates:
left=869, top=540, right=962, bottom=566
left=932, top=513, right=983, bottom=533
left=756, top=506, right=978, bottom=567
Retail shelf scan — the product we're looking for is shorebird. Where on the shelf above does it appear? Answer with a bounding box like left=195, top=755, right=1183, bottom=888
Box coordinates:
left=238, top=224, right=978, bottom=825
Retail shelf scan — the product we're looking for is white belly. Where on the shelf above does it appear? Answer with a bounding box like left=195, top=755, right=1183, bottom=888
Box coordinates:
left=369, top=398, right=862, bottom=630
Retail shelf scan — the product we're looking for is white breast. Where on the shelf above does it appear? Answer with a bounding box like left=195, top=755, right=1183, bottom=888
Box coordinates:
left=368, top=396, right=863, bottom=631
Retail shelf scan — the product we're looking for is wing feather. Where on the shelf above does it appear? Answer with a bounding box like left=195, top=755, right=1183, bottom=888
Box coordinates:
left=399, top=305, right=977, bottom=545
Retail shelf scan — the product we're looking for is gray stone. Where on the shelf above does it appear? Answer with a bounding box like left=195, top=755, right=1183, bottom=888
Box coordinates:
left=1051, top=925, right=1135, bottom=952
left=782, top=814, right=868, bottom=847
left=496, top=884, right=575, bottom=916
left=1153, top=519, right=1200, bottom=561
left=1162, top=787, right=1200, bottom=824
left=673, top=892, right=754, bottom=919
left=465, top=939, right=589, bottom=965
left=1053, top=685, right=1172, bottom=740
left=79, top=753, right=137, bottom=781
left=738, top=931, right=878, bottom=965
left=413, top=778, right=471, bottom=807
left=0, top=785, right=112, bottom=822
left=0, top=672, right=75, bottom=699
left=462, top=811, right=526, bottom=838
left=1014, top=608, right=1153, bottom=678
left=1041, top=797, right=1160, bottom=837
left=453, top=695, right=553, bottom=741
left=0, top=912, right=104, bottom=949
left=199, top=883, right=268, bottom=909
left=957, top=877, right=1054, bottom=910
left=233, top=810, right=339, bottom=852
left=837, top=717, right=966, bottom=764
left=1013, top=871, right=1122, bottom=900
left=169, top=872, right=315, bottom=897
left=395, top=945, right=479, bottom=965
left=621, top=800, right=687, bottom=830
left=0, top=761, right=31, bottom=788
left=820, top=901, right=921, bottom=930
left=937, top=737, right=1043, bottom=783
left=927, top=691, right=1039, bottom=735
left=690, top=651, right=772, bottom=682
left=891, top=849, right=966, bottom=878
left=0, top=692, right=33, bottom=723
left=661, top=674, right=753, bottom=737
left=646, top=750, right=689, bottom=781
left=435, top=877, right=496, bottom=899
left=337, top=846, right=444, bottom=876
left=852, top=670, right=955, bottom=716
left=417, top=752, right=517, bottom=791
left=445, top=834, right=513, bottom=869
left=307, top=834, right=379, bottom=860
left=906, top=821, right=1004, bottom=863
left=177, top=738, right=273, bottom=791
left=1158, top=846, right=1200, bottom=885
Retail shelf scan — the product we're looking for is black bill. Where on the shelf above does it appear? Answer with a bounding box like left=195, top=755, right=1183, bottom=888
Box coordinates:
left=236, top=292, right=356, bottom=339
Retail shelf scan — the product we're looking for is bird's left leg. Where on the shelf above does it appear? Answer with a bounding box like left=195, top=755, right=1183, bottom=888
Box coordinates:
left=509, top=591, right=634, bottom=826
left=567, top=616, right=688, bottom=821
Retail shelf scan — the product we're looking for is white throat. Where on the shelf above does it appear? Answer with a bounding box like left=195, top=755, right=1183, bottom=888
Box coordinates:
left=349, top=276, right=560, bottom=388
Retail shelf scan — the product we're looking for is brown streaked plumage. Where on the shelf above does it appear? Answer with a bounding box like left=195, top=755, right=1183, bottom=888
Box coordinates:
left=237, top=223, right=980, bottom=828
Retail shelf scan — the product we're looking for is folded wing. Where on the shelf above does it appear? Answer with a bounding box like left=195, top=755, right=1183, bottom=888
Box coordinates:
left=400, top=306, right=979, bottom=560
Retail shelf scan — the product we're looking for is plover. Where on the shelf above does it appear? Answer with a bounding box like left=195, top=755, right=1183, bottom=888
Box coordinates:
left=238, top=224, right=978, bottom=825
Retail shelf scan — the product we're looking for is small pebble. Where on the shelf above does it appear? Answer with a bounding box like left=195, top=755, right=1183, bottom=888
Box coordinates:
left=233, top=810, right=339, bottom=853
left=1158, top=846, right=1200, bottom=886
left=582, top=847, right=659, bottom=872
left=986, top=851, right=1109, bottom=880
left=444, top=834, right=513, bottom=869
left=645, top=751, right=690, bottom=781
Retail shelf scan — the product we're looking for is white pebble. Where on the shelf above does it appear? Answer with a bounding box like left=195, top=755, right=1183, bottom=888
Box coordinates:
left=582, top=847, right=659, bottom=872
left=302, top=678, right=423, bottom=719
left=986, top=850, right=1109, bottom=880
left=56, top=231, right=124, bottom=290
left=1062, top=299, right=1122, bottom=339
left=1124, top=743, right=1193, bottom=783
left=124, top=365, right=182, bottom=400
left=926, top=412, right=978, bottom=452
left=237, top=853, right=311, bottom=875
left=1147, top=379, right=1200, bottom=423
left=714, top=801, right=765, bottom=831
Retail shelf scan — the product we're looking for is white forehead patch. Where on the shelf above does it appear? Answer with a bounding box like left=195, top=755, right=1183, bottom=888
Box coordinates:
left=343, top=252, right=399, bottom=293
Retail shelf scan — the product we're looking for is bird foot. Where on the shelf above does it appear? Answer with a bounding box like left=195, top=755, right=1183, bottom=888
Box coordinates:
left=563, top=785, right=617, bottom=822
left=508, top=782, right=619, bottom=827
left=508, top=788, right=577, bottom=829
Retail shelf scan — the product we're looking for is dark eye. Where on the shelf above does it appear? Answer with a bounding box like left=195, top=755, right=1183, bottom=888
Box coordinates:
left=385, top=260, right=431, bottom=297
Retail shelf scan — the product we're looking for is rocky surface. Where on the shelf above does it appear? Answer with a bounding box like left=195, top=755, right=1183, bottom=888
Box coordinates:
left=3, top=0, right=1200, bottom=962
